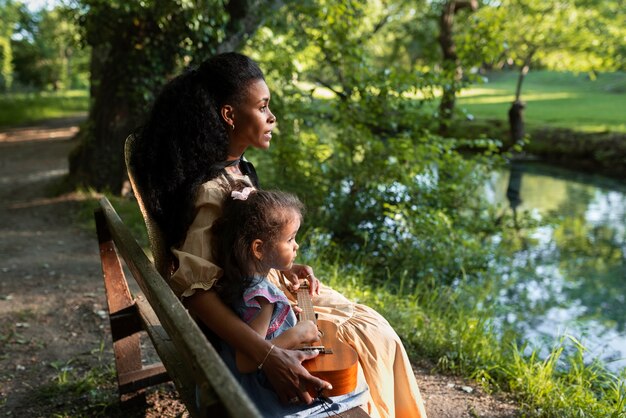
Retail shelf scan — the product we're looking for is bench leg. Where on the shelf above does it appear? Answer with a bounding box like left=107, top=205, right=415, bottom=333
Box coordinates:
left=95, top=209, right=169, bottom=402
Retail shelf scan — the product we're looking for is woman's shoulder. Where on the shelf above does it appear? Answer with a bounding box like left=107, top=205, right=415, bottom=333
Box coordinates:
left=195, top=172, right=255, bottom=206
left=195, top=174, right=232, bottom=207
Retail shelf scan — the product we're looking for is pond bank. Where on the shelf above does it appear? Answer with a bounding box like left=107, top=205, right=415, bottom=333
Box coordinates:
left=449, top=119, right=626, bottom=182
left=523, top=128, right=626, bottom=180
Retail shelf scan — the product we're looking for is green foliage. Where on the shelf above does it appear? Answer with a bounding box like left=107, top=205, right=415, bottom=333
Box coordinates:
left=468, top=0, right=625, bottom=73
left=245, top=0, right=505, bottom=288
left=75, top=0, right=227, bottom=113
left=5, top=3, right=90, bottom=91
left=0, top=0, right=20, bottom=91
left=0, top=36, right=12, bottom=90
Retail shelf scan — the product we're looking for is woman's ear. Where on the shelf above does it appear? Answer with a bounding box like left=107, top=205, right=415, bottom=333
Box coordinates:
left=221, top=105, right=235, bottom=126
left=251, top=239, right=264, bottom=261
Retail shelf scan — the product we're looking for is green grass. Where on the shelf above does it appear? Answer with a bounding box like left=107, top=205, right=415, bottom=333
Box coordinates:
left=316, top=258, right=626, bottom=417
left=457, top=71, right=626, bottom=133
left=74, top=190, right=150, bottom=250
left=0, top=90, right=89, bottom=128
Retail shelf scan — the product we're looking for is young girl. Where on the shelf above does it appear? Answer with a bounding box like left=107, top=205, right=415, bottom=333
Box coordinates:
left=212, top=185, right=369, bottom=417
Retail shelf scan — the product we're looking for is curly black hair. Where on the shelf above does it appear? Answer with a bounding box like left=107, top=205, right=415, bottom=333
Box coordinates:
left=131, top=52, right=265, bottom=250
left=212, top=184, right=304, bottom=306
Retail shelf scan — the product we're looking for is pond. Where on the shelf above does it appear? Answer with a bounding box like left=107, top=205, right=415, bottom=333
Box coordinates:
left=486, top=161, right=626, bottom=372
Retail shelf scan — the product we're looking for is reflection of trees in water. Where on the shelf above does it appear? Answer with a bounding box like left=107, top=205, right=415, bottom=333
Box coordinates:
left=500, top=164, right=626, bottom=335
left=553, top=218, right=626, bottom=332
left=506, top=161, right=523, bottom=222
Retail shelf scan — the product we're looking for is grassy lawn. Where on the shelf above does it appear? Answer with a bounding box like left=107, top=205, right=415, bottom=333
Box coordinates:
left=0, top=90, right=89, bottom=128
left=457, top=71, right=626, bottom=133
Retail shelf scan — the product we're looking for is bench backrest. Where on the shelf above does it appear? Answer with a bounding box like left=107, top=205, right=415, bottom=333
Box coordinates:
left=124, top=134, right=175, bottom=278
left=96, top=196, right=262, bottom=417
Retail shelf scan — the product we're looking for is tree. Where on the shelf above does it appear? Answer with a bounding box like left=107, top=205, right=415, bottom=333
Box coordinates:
left=10, top=5, right=88, bottom=90
left=471, top=0, right=625, bottom=144
left=436, top=0, right=478, bottom=134
left=0, top=0, right=22, bottom=91
left=68, top=0, right=286, bottom=192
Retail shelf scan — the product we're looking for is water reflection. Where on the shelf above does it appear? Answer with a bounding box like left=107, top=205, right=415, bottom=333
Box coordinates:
left=488, top=161, right=626, bottom=371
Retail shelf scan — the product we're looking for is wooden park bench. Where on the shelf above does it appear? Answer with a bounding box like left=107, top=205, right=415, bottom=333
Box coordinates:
left=95, top=196, right=261, bottom=417
left=95, top=198, right=370, bottom=417
left=94, top=134, right=370, bottom=417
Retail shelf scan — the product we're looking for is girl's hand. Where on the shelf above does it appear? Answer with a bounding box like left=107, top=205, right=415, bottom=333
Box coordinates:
left=293, top=320, right=319, bottom=345
left=283, top=264, right=320, bottom=296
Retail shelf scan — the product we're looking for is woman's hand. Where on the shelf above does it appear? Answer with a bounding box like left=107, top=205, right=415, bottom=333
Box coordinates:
left=282, top=264, right=320, bottom=296
left=262, top=346, right=332, bottom=405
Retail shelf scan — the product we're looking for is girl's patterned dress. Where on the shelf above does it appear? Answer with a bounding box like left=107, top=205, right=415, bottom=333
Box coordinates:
left=219, top=277, right=369, bottom=418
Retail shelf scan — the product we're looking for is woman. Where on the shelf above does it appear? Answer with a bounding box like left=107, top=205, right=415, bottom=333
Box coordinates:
left=131, top=52, right=427, bottom=418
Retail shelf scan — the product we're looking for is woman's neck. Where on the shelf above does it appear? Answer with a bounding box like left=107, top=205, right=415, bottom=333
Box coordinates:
left=225, top=162, right=242, bottom=175
left=227, top=140, right=247, bottom=161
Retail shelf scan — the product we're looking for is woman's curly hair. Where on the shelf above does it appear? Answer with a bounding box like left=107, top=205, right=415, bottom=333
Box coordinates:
left=212, top=183, right=304, bottom=305
left=130, top=52, right=265, bottom=250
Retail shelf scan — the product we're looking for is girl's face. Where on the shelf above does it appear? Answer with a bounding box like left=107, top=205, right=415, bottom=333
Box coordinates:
left=228, top=79, right=276, bottom=156
left=263, top=210, right=300, bottom=272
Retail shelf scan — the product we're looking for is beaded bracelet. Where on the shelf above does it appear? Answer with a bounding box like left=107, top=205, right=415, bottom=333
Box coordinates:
left=258, top=344, right=275, bottom=370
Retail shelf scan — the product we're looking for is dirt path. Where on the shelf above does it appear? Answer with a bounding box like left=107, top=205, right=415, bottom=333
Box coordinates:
left=0, top=118, right=519, bottom=417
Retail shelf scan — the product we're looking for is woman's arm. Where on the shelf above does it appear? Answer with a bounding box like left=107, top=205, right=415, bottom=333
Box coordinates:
left=235, top=298, right=318, bottom=373
left=184, top=289, right=330, bottom=404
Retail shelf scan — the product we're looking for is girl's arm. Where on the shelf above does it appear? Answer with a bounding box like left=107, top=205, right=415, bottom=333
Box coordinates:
left=185, top=289, right=330, bottom=404
left=235, top=298, right=318, bottom=373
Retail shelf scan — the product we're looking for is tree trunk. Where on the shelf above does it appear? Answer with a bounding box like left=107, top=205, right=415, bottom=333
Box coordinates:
left=508, top=61, right=531, bottom=145
left=68, top=43, right=136, bottom=192
left=437, top=0, right=478, bottom=135
left=218, top=0, right=286, bottom=53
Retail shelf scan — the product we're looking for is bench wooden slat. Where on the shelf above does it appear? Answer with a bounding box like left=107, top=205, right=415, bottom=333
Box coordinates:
left=96, top=209, right=144, bottom=394
left=133, top=295, right=215, bottom=410
left=97, top=197, right=262, bottom=418
left=118, top=363, right=169, bottom=394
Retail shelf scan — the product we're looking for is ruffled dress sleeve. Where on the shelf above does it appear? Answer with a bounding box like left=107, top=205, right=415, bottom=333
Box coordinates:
left=169, top=173, right=253, bottom=298
left=236, top=278, right=297, bottom=338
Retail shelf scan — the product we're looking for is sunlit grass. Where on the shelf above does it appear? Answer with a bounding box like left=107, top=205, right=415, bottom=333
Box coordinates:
left=456, top=71, right=626, bottom=133
left=315, top=254, right=626, bottom=417
left=0, top=90, right=89, bottom=128
left=459, top=91, right=580, bottom=104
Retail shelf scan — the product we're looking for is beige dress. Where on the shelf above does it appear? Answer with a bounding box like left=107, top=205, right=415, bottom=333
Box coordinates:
left=170, top=173, right=427, bottom=418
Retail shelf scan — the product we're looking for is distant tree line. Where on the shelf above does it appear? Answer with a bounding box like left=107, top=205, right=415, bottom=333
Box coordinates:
left=0, top=0, right=623, bottom=191
left=0, top=0, right=90, bottom=91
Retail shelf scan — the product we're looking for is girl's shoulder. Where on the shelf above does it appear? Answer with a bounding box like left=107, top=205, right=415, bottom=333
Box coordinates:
left=240, top=278, right=295, bottom=335
left=243, top=278, right=287, bottom=305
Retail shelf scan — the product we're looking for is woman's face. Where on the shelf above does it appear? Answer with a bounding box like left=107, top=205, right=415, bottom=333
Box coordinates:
left=228, top=79, right=276, bottom=156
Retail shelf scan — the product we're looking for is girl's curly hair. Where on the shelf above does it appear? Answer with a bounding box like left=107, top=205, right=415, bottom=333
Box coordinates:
left=131, top=52, right=265, bottom=250
left=212, top=184, right=304, bottom=306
